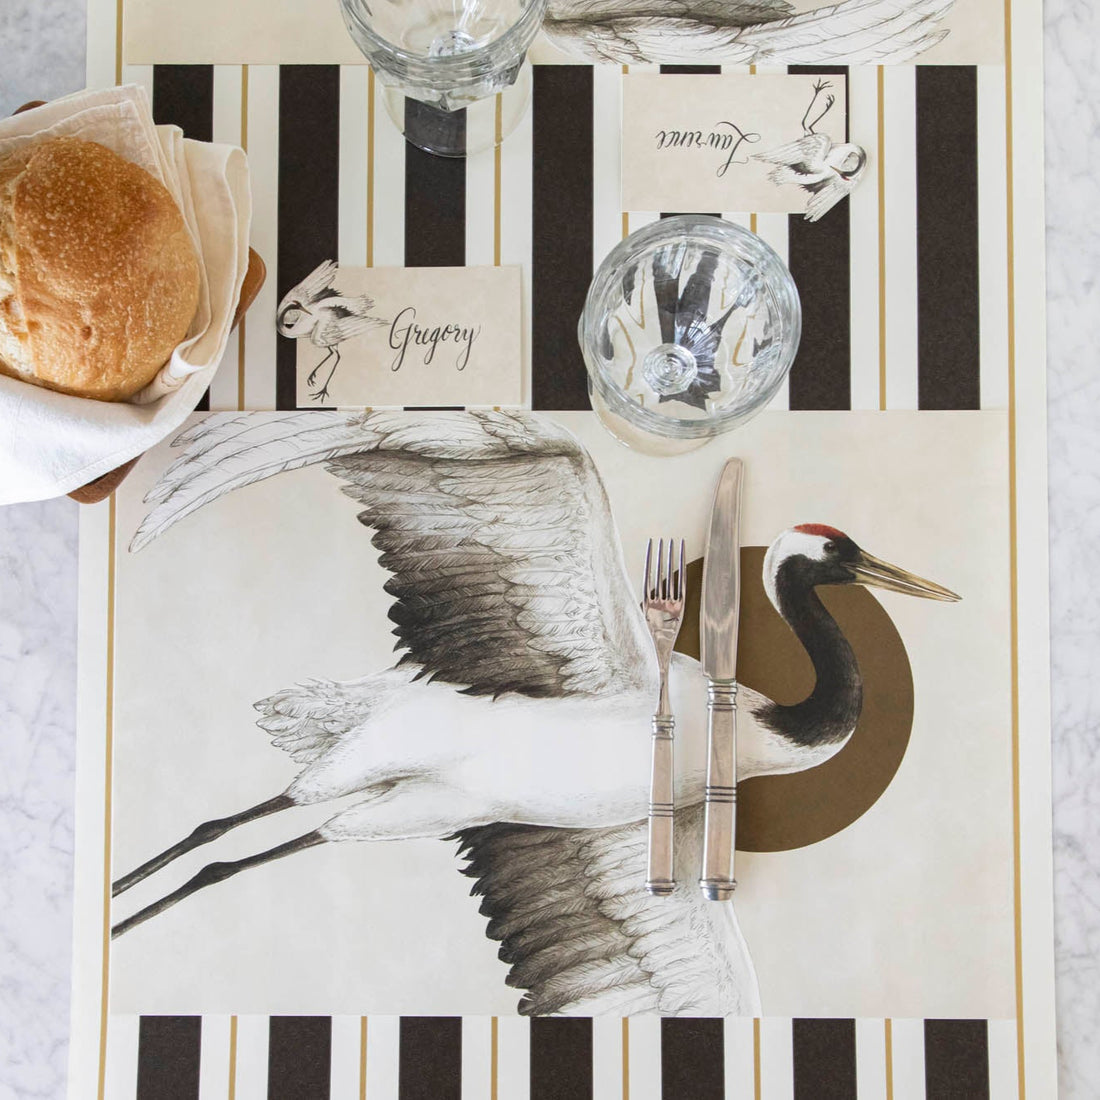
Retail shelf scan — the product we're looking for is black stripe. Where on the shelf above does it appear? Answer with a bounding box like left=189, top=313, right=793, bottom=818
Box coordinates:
left=530, top=1018, right=593, bottom=1100
left=399, top=1017, right=462, bottom=1100
left=792, top=1019, right=857, bottom=1100
left=660, top=1018, right=724, bottom=1100
left=659, top=65, right=723, bottom=75
left=267, top=1017, right=332, bottom=1100
left=136, top=1016, right=201, bottom=1100
left=531, top=66, right=593, bottom=411
left=916, top=67, right=980, bottom=410
left=152, top=66, right=214, bottom=410
left=786, top=65, right=851, bottom=411
left=404, top=101, right=466, bottom=266
left=924, top=1020, right=990, bottom=1099
left=276, top=66, right=340, bottom=410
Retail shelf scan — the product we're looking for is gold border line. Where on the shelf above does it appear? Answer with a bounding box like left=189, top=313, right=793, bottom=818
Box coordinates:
left=491, top=1016, right=499, bottom=1100
left=228, top=1016, right=239, bottom=1100
left=884, top=1018, right=894, bottom=1100
left=359, top=1016, right=368, bottom=1099
left=114, top=0, right=123, bottom=84
left=877, top=66, right=887, bottom=411
left=96, top=496, right=117, bottom=1100
left=753, top=1018, right=761, bottom=1100
left=1003, top=0, right=1023, bottom=1087
left=237, top=64, right=250, bottom=412
left=621, top=1018, right=629, bottom=1100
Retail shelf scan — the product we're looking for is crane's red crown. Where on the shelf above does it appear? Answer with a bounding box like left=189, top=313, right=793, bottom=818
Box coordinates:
left=793, top=523, right=848, bottom=541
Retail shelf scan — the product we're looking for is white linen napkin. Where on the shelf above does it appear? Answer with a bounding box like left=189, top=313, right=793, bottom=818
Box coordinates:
left=0, top=85, right=252, bottom=504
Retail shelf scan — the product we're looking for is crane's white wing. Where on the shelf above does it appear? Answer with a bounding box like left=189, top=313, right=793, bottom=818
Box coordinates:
left=544, top=0, right=952, bottom=65
left=312, top=303, right=388, bottom=348
left=133, top=410, right=653, bottom=700
left=754, top=132, right=832, bottom=177
left=455, top=809, right=760, bottom=1015
left=280, top=259, right=338, bottom=309
left=803, top=173, right=853, bottom=222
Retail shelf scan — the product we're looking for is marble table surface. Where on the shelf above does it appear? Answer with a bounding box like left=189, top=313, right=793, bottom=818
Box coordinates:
left=1, top=0, right=1097, bottom=1094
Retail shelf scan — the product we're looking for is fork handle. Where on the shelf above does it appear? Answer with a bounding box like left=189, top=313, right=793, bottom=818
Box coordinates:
left=646, top=714, right=676, bottom=896
left=700, top=681, right=737, bottom=901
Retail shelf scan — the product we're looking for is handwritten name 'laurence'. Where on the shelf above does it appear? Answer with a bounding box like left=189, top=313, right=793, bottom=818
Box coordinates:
left=389, top=307, right=481, bottom=373
left=654, top=121, right=762, bottom=177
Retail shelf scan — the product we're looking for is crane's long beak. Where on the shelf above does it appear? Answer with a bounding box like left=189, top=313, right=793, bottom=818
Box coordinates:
left=851, top=551, right=961, bottom=602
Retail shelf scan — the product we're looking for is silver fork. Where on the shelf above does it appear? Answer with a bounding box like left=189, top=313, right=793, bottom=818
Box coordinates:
left=642, top=537, right=687, bottom=896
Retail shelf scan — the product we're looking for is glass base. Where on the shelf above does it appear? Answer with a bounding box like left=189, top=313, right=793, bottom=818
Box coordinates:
left=381, top=61, right=532, bottom=158
left=589, top=385, right=713, bottom=457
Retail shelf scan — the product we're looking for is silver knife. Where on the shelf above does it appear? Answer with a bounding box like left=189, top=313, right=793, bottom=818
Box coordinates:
left=699, top=458, right=743, bottom=901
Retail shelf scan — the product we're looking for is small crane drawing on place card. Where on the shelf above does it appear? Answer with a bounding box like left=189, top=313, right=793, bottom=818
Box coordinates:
left=753, top=79, right=868, bottom=223
left=276, top=260, right=389, bottom=403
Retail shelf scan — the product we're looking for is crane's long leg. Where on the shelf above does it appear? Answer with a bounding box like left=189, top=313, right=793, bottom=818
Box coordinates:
left=112, top=793, right=295, bottom=898
left=112, top=830, right=326, bottom=939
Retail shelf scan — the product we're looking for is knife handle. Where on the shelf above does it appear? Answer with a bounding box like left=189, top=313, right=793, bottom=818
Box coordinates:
left=646, top=714, right=675, bottom=896
left=700, top=681, right=737, bottom=901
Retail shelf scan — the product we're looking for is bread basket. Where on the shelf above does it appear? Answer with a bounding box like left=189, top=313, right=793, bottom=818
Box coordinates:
left=10, top=100, right=266, bottom=505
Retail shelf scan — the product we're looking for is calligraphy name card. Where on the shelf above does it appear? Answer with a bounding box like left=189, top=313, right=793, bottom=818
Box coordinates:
left=288, top=264, right=524, bottom=408
left=621, top=73, right=849, bottom=214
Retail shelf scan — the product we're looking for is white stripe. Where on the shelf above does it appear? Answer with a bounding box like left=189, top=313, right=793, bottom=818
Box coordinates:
left=498, top=94, right=533, bottom=405
left=723, top=1017, right=756, bottom=1099
left=209, top=66, right=245, bottom=411
left=888, top=1019, right=926, bottom=1100
left=626, top=211, right=660, bottom=235
left=986, top=1019, right=1018, bottom=1099
left=85, top=0, right=118, bottom=87
left=592, top=1017, right=624, bottom=1100
left=848, top=66, right=881, bottom=411
left=338, top=67, right=370, bottom=269
left=755, top=213, right=791, bottom=411
left=465, top=114, right=497, bottom=267
left=496, top=1017, right=531, bottom=1100
left=329, top=1017, right=364, bottom=1100
left=626, top=1017, right=661, bottom=1100
left=242, top=66, right=279, bottom=410
left=461, top=1017, right=494, bottom=1100
left=854, top=1019, right=888, bottom=1100
left=882, top=67, right=919, bottom=410
left=758, top=1019, right=793, bottom=1100
left=233, top=1015, right=270, bottom=1100
left=365, top=1016, right=400, bottom=1100
left=592, top=65, right=624, bottom=275
left=198, top=1016, right=233, bottom=1100
left=371, top=89, right=406, bottom=268
left=103, top=1016, right=140, bottom=1100
left=120, top=64, right=154, bottom=98
left=976, top=64, right=1010, bottom=410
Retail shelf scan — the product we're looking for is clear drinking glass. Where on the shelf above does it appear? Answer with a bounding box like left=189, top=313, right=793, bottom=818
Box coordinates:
left=338, top=0, right=547, bottom=158
left=578, top=216, right=802, bottom=454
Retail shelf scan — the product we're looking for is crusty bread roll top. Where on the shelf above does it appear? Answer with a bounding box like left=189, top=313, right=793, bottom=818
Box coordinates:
left=0, top=136, right=201, bottom=401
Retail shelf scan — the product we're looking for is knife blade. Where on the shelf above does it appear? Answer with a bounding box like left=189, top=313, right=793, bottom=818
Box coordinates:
left=699, top=458, right=743, bottom=901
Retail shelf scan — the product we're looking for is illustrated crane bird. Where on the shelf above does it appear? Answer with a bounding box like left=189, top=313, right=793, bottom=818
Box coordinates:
left=276, top=260, right=387, bottom=403
left=754, top=79, right=869, bottom=223
left=543, top=0, right=955, bottom=65
left=111, top=411, right=959, bottom=1016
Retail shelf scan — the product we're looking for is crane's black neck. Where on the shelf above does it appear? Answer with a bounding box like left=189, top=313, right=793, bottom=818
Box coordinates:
left=753, top=559, right=863, bottom=747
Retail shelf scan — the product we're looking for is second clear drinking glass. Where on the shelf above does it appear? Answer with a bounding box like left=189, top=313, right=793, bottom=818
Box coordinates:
left=338, top=0, right=547, bottom=157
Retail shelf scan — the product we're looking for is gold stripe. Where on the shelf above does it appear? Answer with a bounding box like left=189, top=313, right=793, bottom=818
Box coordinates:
left=367, top=70, right=375, bottom=268
left=115, top=0, right=123, bottom=84
left=1003, top=0, right=1023, bottom=1090
left=884, top=1018, right=894, bottom=1100
left=491, top=1017, right=499, bottom=1100
left=228, top=1016, right=239, bottom=1100
left=96, top=495, right=117, bottom=1100
left=494, top=95, right=503, bottom=266
left=753, top=1018, right=761, bottom=1100
left=621, top=1018, right=629, bottom=1100
left=749, top=65, right=757, bottom=76
left=749, top=213, right=757, bottom=236
left=621, top=212, right=629, bottom=241
left=237, top=66, right=250, bottom=411
left=877, top=66, right=887, bottom=411
left=360, top=1017, right=368, bottom=1099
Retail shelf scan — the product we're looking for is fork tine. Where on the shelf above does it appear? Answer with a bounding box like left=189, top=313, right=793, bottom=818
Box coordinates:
left=643, top=538, right=653, bottom=603
left=677, top=539, right=686, bottom=602
left=656, top=538, right=666, bottom=599
left=664, top=537, right=674, bottom=600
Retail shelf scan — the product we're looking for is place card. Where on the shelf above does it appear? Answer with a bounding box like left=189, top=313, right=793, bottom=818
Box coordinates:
left=282, top=264, right=524, bottom=408
left=622, top=73, right=850, bottom=214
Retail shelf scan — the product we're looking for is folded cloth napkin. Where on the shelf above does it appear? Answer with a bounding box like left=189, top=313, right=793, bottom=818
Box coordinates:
left=0, top=85, right=252, bottom=505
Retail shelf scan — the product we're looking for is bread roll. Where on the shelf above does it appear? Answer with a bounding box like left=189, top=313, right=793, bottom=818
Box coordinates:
left=0, top=136, right=201, bottom=401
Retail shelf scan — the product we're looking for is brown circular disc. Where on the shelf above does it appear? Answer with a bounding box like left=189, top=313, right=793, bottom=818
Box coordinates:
left=674, top=549, right=914, bottom=852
